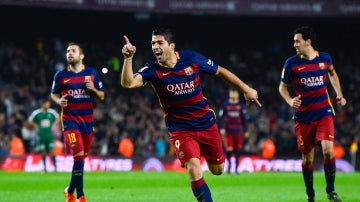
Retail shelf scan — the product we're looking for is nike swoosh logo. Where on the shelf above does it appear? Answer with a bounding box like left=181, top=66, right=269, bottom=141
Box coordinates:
left=162, top=72, right=171, bottom=76
left=64, top=79, right=71, bottom=83
left=298, top=67, right=306, bottom=71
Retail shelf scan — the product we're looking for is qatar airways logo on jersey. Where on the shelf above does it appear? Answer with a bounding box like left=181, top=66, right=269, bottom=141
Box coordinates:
left=228, top=111, right=240, bottom=118
left=167, top=81, right=195, bottom=95
left=300, top=76, right=324, bottom=87
left=67, top=89, right=90, bottom=98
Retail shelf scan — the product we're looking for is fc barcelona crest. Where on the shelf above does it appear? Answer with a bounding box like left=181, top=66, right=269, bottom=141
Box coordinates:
left=85, top=75, right=91, bottom=82
left=184, top=67, right=194, bottom=75
left=319, top=62, right=325, bottom=70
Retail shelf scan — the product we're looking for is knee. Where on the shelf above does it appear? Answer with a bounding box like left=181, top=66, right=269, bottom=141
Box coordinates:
left=302, top=156, right=314, bottom=166
left=303, top=160, right=312, bottom=167
left=209, top=164, right=224, bottom=175
left=185, top=160, right=203, bottom=180
left=73, top=151, right=85, bottom=161
left=323, top=148, right=334, bottom=159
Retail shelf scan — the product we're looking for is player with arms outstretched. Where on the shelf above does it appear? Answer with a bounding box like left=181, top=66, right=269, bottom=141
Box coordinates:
left=51, top=42, right=105, bottom=202
left=279, top=26, right=346, bottom=202
left=121, top=28, right=261, bottom=202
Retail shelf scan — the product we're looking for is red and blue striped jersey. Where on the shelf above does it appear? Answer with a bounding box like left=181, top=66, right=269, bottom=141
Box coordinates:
left=139, top=50, right=218, bottom=132
left=218, top=101, right=247, bottom=135
left=51, top=65, right=104, bottom=134
left=280, top=51, right=335, bottom=123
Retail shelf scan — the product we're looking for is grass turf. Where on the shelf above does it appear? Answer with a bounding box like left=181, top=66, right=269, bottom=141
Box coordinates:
left=0, top=171, right=359, bottom=202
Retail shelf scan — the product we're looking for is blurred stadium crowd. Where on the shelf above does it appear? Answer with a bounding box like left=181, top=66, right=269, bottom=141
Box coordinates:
left=0, top=8, right=359, bottom=169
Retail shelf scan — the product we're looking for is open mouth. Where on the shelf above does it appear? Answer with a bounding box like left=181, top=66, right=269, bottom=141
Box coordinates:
left=154, top=49, right=163, bottom=57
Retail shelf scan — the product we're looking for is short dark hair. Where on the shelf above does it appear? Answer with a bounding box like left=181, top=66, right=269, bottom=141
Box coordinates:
left=152, top=28, right=176, bottom=44
left=293, top=26, right=316, bottom=46
left=229, top=87, right=239, bottom=92
left=67, top=42, right=84, bottom=55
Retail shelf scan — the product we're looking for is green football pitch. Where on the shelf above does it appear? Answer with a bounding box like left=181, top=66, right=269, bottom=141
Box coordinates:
left=0, top=171, right=359, bottom=202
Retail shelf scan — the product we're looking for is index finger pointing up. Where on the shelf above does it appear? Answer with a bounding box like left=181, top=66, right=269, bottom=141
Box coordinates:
left=123, top=35, right=131, bottom=45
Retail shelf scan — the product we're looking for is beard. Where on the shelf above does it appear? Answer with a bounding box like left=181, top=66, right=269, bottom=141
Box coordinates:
left=67, top=58, right=79, bottom=66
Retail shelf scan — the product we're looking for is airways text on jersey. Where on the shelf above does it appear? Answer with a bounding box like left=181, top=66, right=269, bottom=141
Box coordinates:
left=167, top=81, right=195, bottom=95
left=66, top=89, right=91, bottom=99
left=300, top=76, right=324, bottom=87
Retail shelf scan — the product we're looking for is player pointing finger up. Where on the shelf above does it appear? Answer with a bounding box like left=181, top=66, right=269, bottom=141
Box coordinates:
left=122, top=35, right=136, bottom=58
left=121, top=28, right=261, bottom=202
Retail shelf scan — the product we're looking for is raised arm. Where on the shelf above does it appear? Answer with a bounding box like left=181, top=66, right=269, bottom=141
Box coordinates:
left=121, top=35, right=144, bottom=88
left=216, top=66, right=261, bottom=107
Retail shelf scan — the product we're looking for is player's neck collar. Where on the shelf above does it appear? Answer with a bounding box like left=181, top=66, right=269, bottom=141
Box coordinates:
left=67, top=64, right=85, bottom=73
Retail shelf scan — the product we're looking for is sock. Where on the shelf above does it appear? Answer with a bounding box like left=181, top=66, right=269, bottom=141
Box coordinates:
left=68, top=160, right=84, bottom=196
left=52, top=155, right=57, bottom=171
left=42, top=154, right=47, bottom=171
left=324, top=158, right=336, bottom=194
left=68, top=175, right=76, bottom=193
left=73, top=160, right=85, bottom=198
left=226, top=152, right=232, bottom=173
left=234, top=151, right=241, bottom=173
left=302, top=164, right=314, bottom=198
left=191, top=177, right=213, bottom=202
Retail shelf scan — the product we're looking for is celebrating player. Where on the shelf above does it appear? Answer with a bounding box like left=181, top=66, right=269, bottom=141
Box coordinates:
left=121, top=28, right=261, bottom=202
left=51, top=42, right=105, bottom=202
left=279, top=26, right=346, bottom=202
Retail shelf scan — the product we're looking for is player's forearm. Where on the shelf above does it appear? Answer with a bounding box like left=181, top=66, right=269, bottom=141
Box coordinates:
left=50, top=93, right=61, bottom=105
left=92, top=89, right=105, bottom=101
left=54, top=118, right=61, bottom=126
left=121, top=58, right=135, bottom=88
left=329, top=72, right=344, bottom=98
left=278, top=83, right=292, bottom=105
left=28, top=121, right=38, bottom=130
left=230, top=77, right=250, bottom=93
left=216, top=66, right=250, bottom=93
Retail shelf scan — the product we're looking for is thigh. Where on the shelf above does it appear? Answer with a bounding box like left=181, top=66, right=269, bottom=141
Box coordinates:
left=37, top=137, right=45, bottom=151
left=64, top=130, right=84, bottom=155
left=82, top=134, right=93, bottom=157
left=233, top=134, right=243, bottom=151
left=169, top=131, right=200, bottom=167
left=316, top=116, right=335, bottom=142
left=199, top=124, right=226, bottom=165
left=169, top=124, right=225, bottom=167
left=45, top=136, right=55, bottom=151
left=225, top=134, right=235, bottom=150
left=295, top=121, right=316, bottom=154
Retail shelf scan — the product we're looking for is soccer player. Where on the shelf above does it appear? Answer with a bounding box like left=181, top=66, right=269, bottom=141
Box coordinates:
left=279, top=26, right=346, bottom=202
left=218, top=88, right=247, bottom=175
left=51, top=42, right=105, bottom=202
left=121, top=28, right=261, bottom=202
left=28, top=99, right=60, bottom=172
